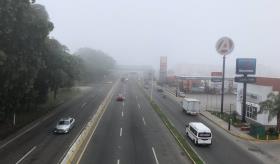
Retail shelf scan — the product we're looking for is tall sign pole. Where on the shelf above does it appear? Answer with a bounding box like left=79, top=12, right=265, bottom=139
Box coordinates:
left=235, top=58, right=257, bottom=123
left=216, top=37, right=234, bottom=114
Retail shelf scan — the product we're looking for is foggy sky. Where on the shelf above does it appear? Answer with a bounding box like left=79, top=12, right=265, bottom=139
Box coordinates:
left=37, top=0, right=280, bottom=74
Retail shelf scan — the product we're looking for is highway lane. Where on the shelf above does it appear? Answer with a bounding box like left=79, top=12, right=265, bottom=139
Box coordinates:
left=148, top=86, right=264, bottom=164
left=79, top=77, right=191, bottom=164
left=0, top=80, right=114, bottom=164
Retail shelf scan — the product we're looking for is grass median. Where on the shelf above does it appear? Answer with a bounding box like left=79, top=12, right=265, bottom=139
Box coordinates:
left=139, top=84, right=204, bottom=164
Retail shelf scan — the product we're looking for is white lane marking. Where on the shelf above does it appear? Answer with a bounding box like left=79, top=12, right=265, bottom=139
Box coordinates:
left=122, top=102, right=125, bottom=107
left=138, top=104, right=141, bottom=109
left=16, top=146, right=37, bottom=164
left=152, top=147, right=159, bottom=164
left=142, top=117, right=146, bottom=125
left=120, top=128, right=123, bottom=137
left=122, top=111, right=124, bottom=117
left=117, top=159, right=120, bottom=164
left=81, top=102, right=87, bottom=108
left=0, top=122, right=40, bottom=150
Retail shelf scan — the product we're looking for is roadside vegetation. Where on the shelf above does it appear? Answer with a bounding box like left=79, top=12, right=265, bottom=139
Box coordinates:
left=209, top=111, right=279, bottom=140
left=0, top=0, right=115, bottom=139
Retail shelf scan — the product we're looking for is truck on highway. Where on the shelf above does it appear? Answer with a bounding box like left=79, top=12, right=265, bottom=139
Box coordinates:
left=181, top=98, right=200, bottom=115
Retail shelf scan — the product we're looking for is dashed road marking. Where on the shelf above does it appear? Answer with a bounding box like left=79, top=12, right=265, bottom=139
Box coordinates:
left=138, top=104, right=141, bottom=109
left=122, top=111, right=124, bottom=117
left=142, top=117, right=146, bottom=125
left=117, top=159, right=120, bottom=164
left=152, top=147, right=159, bottom=164
left=120, top=128, right=123, bottom=137
left=81, top=102, right=87, bottom=109
left=16, top=146, right=37, bottom=164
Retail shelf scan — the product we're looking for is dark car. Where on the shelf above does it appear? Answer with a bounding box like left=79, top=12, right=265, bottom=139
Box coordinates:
left=116, top=94, right=125, bottom=101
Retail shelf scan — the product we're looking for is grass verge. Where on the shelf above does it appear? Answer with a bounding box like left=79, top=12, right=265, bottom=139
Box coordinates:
left=139, top=84, right=204, bottom=164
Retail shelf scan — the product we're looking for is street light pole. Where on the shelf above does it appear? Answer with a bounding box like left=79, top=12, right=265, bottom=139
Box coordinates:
left=221, top=55, right=226, bottom=114
left=150, top=71, right=153, bottom=100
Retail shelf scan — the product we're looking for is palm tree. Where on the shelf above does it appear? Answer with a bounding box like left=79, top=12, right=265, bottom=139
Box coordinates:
left=259, top=92, right=280, bottom=131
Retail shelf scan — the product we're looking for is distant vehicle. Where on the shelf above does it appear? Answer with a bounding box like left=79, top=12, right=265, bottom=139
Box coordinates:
left=144, top=85, right=149, bottom=89
left=116, top=94, right=125, bottom=101
left=178, top=91, right=185, bottom=97
left=54, top=117, right=75, bottom=134
left=182, top=98, right=200, bottom=115
left=157, top=87, right=163, bottom=92
left=185, top=122, right=212, bottom=145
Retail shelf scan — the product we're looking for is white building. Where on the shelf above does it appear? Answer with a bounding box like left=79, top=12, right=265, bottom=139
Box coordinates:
left=236, top=77, right=280, bottom=127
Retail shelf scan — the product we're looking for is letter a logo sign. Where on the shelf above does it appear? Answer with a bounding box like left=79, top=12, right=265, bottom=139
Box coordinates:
left=216, top=37, right=234, bottom=56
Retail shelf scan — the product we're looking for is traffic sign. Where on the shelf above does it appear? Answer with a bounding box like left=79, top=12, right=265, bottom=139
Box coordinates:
left=216, top=37, right=234, bottom=56
left=234, top=76, right=256, bottom=83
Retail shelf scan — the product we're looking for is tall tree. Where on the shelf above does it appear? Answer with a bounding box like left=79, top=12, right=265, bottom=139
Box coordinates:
left=259, top=92, right=280, bottom=131
left=0, top=0, right=53, bottom=120
left=75, top=48, right=115, bottom=82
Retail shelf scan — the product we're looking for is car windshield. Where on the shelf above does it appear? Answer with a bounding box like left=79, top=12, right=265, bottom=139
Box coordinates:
left=58, top=120, right=70, bottom=125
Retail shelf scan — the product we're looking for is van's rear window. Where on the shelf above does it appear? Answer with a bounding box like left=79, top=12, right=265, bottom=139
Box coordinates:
left=198, top=132, right=211, bottom=137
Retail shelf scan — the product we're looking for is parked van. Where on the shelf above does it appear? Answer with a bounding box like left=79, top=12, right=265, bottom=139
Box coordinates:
left=185, top=122, right=212, bottom=145
left=181, top=98, right=200, bottom=115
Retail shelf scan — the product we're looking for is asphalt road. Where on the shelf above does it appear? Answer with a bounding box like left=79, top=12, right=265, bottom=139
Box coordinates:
left=79, top=77, right=191, bottom=164
left=0, top=79, right=114, bottom=164
left=148, top=85, right=264, bottom=164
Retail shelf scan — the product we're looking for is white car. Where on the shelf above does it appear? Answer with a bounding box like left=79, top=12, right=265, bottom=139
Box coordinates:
left=186, top=122, right=212, bottom=145
left=54, top=117, right=75, bottom=134
left=179, top=91, right=186, bottom=97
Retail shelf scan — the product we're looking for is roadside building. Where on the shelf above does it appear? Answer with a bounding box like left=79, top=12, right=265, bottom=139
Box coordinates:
left=236, top=77, right=280, bottom=128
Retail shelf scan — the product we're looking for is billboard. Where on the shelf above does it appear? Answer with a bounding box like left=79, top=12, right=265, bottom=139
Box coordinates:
left=159, top=56, right=167, bottom=83
left=236, top=58, right=256, bottom=75
left=211, top=72, right=222, bottom=82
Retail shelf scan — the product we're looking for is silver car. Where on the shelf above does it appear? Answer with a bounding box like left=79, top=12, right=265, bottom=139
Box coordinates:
left=54, top=117, right=75, bottom=134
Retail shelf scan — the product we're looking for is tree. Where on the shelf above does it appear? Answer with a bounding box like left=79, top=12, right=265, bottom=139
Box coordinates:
left=259, top=92, right=280, bottom=131
left=0, top=0, right=53, bottom=120
left=75, top=48, right=115, bottom=82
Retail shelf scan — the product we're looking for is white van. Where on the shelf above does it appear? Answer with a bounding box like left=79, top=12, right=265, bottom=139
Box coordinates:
left=185, top=122, right=212, bottom=145
left=182, top=98, right=200, bottom=115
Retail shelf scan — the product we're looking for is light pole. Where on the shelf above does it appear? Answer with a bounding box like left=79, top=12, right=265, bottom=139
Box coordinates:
left=150, top=71, right=154, bottom=100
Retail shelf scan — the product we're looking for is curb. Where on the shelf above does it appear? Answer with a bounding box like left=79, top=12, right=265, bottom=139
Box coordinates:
left=200, top=112, right=280, bottom=143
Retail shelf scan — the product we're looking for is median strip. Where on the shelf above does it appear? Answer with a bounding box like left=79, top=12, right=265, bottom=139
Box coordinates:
left=139, top=84, right=204, bottom=164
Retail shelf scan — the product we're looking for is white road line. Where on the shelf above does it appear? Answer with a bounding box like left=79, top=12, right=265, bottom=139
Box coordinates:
left=122, top=102, right=125, bottom=107
left=16, top=146, right=37, bottom=164
left=120, top=128, right=123, bottom=137
left=138, top=104, right=141, bottom=109
left=81, top=102, right=87, bottom=108
left=117, top=159, right=120, bottom=164
left=152, top=147, right=159, bottom=164
left=142, top=117, right=146, bottom=125
left=122, top=111, right=124, bottom=117
left=0, top=122, right=40, bottom=150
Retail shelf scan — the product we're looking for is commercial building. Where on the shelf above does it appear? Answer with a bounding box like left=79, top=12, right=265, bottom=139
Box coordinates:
left=236, top=77, right=280, bottom=127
